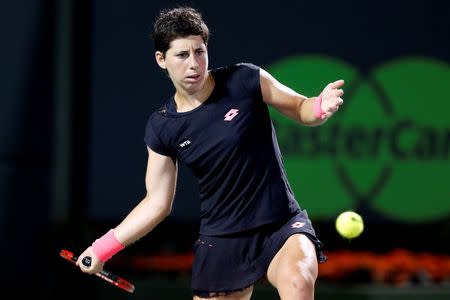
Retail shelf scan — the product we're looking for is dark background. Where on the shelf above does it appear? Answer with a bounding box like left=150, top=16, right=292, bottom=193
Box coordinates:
left=1, top=0, right=448, bottom=299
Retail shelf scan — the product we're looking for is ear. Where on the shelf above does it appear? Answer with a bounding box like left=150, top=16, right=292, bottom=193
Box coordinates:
left=155, top=51, right=166, bottom=69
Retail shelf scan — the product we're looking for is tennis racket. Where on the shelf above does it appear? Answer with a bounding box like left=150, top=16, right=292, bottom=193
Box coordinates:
left=60, top=249, right=135, bottom=293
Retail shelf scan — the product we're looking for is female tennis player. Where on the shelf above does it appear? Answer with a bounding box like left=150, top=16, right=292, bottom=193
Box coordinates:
left=76, top=6, right=344, bottom=300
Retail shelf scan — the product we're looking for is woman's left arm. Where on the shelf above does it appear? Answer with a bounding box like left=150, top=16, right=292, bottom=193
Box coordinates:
left=260, top=68, right=345, bottom=126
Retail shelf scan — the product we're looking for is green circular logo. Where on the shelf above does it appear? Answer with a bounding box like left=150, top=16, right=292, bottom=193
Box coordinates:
left=266, top=55, right=450, bottom=223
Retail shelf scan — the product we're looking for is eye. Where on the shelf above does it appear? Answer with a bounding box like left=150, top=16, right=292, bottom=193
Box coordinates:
left=176, top=53, right=189, bottom=58
left=195, top=49, right=205, bottom=55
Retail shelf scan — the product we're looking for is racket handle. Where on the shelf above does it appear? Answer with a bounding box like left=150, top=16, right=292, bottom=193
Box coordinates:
left=82, top=256, right=92, bottom=267
left=82, top=256, right=135, bottom=293
left=60, top=249, right=135, bottom=293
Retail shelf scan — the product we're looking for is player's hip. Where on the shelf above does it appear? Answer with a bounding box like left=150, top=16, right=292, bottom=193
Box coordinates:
left=191, top=210, right=326, bottom=294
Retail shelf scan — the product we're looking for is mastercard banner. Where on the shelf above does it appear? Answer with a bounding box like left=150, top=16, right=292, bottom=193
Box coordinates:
left=266, top=56, right=450, bottom=223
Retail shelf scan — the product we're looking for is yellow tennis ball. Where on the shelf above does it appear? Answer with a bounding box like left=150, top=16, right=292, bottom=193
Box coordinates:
left=335, top=211, right=364, bottom=239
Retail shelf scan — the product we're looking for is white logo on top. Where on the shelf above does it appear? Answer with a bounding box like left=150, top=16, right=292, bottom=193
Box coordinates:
left=179, top=139, right=191, bottom=148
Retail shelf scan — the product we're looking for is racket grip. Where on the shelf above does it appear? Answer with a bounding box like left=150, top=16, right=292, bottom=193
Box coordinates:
left=82, top=256, right=92, bottom=267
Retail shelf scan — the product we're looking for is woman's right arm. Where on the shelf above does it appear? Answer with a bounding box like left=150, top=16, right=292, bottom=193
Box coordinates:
left=113, top=146, right=178, bottom=245
left=76, top=146, right=177, bottom=273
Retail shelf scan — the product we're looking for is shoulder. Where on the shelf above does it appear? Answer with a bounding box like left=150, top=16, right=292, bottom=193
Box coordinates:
left=145, top=110, right=162, bottom=137
left=212, top=62, right=260, bottom=76
left=211, top=62, right=261, bottom=92
left=147, top=95, right=175, bottom=121
left=145, top=101, right=171, bottom=132
left=144, top=103, right=177, bottom=157
left=147, top=106, right=166, bottom=124
left=236, top=62, right=260, bottom=72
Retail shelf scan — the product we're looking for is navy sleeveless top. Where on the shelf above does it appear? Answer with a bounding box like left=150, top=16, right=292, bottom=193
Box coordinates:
left=144, top=63, right=300, bottom=235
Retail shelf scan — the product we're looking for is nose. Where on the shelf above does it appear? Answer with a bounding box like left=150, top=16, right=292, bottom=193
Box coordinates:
left=188, top=52, right=199, bottom=69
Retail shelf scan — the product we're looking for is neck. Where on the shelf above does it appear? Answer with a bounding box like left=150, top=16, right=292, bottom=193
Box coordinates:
left=174, top=72, right=214, bottom=112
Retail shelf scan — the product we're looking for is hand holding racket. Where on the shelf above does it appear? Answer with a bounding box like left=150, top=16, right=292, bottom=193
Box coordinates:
left=60, top=249, right=135, bottom=293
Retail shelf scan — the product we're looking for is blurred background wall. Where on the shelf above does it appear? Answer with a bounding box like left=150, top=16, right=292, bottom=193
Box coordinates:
left=1, top=0, right=448, bottom=299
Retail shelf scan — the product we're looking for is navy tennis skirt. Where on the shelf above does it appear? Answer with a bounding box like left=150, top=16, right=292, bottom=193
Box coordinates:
left=191, top=209, right=327, bottom=297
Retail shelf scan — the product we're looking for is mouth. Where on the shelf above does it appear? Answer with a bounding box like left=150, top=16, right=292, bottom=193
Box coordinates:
left=185, top=74, right=201, bottom=81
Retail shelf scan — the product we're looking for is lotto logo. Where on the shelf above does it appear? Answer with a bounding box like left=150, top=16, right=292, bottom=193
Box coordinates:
left=224, top=109, right=239, bottom=121
left=291, top=222, right=305, bottom=228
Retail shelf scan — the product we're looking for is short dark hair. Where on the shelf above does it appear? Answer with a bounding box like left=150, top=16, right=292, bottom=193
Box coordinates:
left=151, top=6, right=210, bottom=55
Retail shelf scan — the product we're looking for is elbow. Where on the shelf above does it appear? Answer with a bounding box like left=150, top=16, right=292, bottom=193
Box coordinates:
left=161, top=205, right=172, bottom=218
left=144, top=194, right=173, bottom=219
left=157, top=197, right=173, bottom=218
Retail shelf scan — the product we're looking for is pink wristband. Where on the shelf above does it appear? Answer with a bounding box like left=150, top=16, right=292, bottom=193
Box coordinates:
left=91, top=229, right=125, bottom=262
left=314, top=94, right=324, bottom=119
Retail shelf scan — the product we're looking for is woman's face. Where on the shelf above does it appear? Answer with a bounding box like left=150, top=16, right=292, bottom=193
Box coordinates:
left=155, top=35, right=209, bottom=95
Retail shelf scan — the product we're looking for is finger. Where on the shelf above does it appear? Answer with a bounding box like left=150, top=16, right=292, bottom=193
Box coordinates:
left=327, top=79, right=345, bottom=89
left=328, top=97, right=343, bottom=108
left=80, top=263, right=95, bottom=274
left=327, top=89, right=343, bottom=100
left=327, top=105, right=338, bottom=113
left=321, top=111, right=331, bottom=119
left=335, top=89, right=344, bottom=97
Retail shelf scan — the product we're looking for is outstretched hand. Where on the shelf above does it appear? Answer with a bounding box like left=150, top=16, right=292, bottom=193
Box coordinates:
left=320, top=79, right=345, bottom=119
